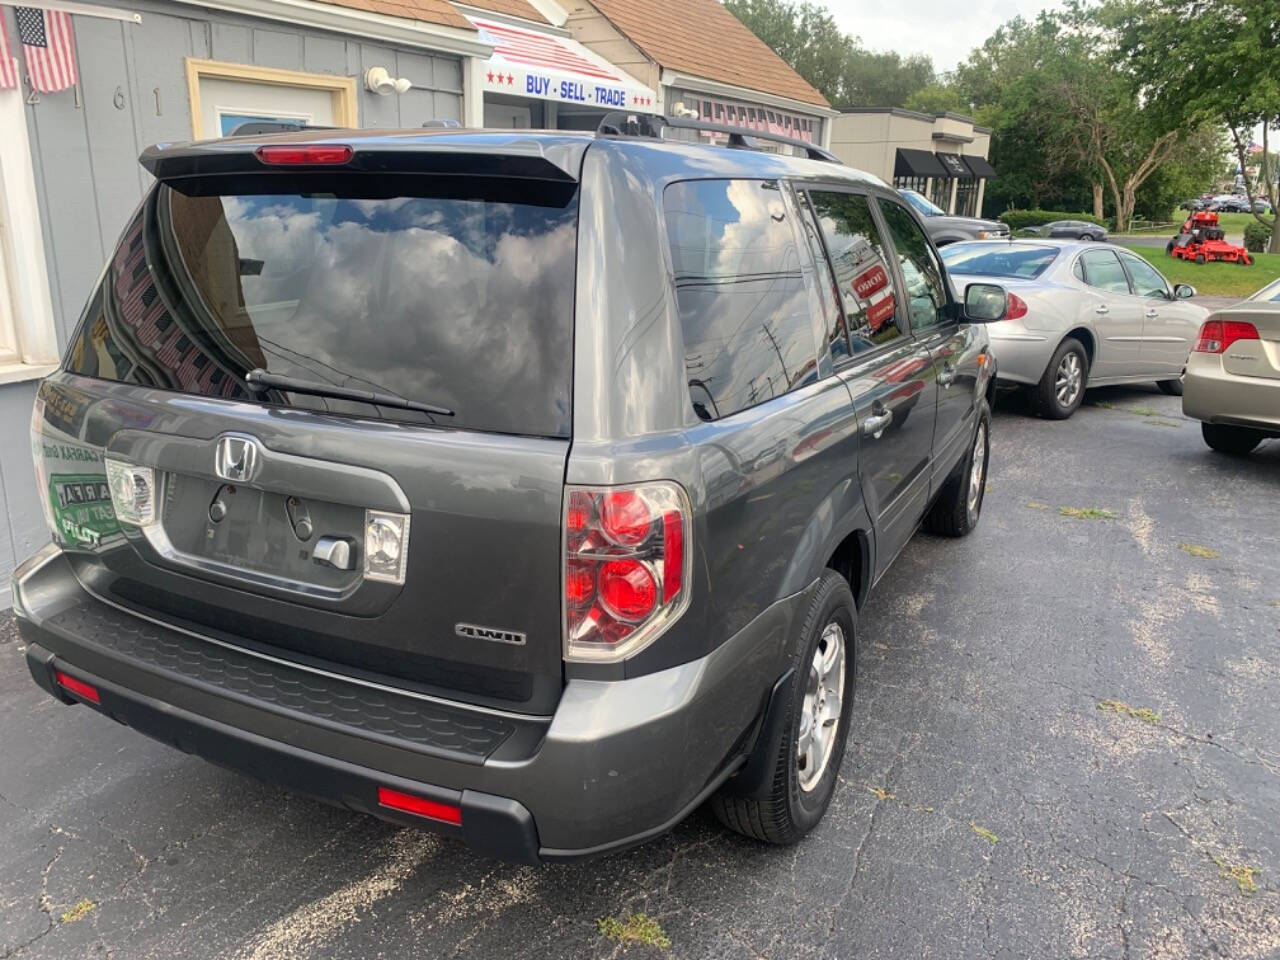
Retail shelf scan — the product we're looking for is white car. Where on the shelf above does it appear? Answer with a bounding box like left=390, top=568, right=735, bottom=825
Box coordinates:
left=940, top=240, right=1210, bottom=418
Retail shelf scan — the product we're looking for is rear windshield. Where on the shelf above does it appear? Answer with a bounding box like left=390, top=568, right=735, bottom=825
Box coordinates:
left=66, top=178, right=578, bottom=436
left=941, top=243, right=1058, bottom=279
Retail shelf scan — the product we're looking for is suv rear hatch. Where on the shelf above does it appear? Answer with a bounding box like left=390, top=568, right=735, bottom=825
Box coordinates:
left=34, top=134, right=586, bottom=714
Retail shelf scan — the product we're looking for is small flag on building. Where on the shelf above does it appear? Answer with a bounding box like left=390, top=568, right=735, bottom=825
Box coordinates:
left=0, top=15, right=20, bottom=89
left=15, top=6, right=77, bottom=94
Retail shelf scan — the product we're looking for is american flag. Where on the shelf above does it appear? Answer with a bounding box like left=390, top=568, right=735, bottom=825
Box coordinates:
left=0, top=14, right=19, bottom=89
left=15, top=6, right=77, bottom=94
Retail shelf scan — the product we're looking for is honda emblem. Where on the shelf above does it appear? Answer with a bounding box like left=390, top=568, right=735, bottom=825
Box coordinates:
left=214, top=435, right=261, bottom=483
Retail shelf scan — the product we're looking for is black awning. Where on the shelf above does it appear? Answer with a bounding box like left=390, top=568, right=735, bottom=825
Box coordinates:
left=963, top=155, right=996, bottom=178
left=894, top=148, right=947, bottom=178
left=935, top=152, right=972, bottom=179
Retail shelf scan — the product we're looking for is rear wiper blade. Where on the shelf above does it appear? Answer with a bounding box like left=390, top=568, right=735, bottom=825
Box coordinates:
left=244, top=369, right=454, bottom=417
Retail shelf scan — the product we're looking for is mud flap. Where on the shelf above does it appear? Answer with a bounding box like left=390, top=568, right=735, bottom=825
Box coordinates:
left=722, top=668, right=795, bottom=800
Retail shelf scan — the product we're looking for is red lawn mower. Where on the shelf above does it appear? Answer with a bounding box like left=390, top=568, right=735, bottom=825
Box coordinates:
left=1166, top=211, right=1253, bottom=265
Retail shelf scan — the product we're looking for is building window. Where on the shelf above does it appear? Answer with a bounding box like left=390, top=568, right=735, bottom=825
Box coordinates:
left=893, top=175, right=929, bottom=194
left=185, top=58, right=359, bottom=139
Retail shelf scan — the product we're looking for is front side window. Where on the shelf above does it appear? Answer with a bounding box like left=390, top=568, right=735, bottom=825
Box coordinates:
left=1079, top=249, right=1131, bottom=295
left=808, top=190, right=902, bottom=354
left=1119, top=253, right=1170, bottom=298
left=665, top=179, right=819, bottom=422
left=877, top=200, right=950, bottom=332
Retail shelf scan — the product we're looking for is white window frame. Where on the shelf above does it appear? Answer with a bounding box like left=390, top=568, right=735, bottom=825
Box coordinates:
left=0, top=88, right=59, bottom=384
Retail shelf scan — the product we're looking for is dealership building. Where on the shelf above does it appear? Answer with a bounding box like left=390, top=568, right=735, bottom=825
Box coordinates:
left=829, top=108, right=997, bottom=217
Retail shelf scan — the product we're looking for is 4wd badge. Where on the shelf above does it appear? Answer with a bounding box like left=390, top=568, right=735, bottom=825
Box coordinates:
left=455, top=623, right=526, bottom=646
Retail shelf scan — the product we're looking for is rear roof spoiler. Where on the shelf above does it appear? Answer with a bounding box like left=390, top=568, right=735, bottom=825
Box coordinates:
left=140, top=129, right=585, bottom=184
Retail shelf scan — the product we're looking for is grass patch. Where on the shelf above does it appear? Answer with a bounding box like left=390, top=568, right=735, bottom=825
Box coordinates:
left=1124, top=405, right=1161, bottom=417
left=60, top=899, right=95, bottom=924
left=598, top=913, right=672, bottom=951
left=1027, top=501, right=1051, bottom=510
left=970, top=822, right=999, bottom=844
left=1212, top=856, right=1260, bottom=894
left=868, top=786, right=896, bottom=801
left=1144, top=419, right=1182, bottom=428
left=1119, top=244, right=1280, bottom=298
left=1179, top=543, right=1219, bottom=559
left=1060, top=507, right=1115, bottom=520
left=1097, top=698, right=1161, bottom=725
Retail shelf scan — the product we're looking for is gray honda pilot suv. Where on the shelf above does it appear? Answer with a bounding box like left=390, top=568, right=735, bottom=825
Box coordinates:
left=14, top=118, right=1006, bottom=863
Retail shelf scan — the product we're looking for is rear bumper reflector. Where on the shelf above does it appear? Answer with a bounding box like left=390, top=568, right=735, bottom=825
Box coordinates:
left=377, top=786, right=463, bottom=825
left=54, top=670, right=100, bottom=704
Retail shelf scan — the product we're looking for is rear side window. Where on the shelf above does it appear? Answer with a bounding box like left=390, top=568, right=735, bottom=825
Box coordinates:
left=66, top=179, right=578, bottom=437
left=941, top=243, right=1058, bottom=279
left=1079, top=249, right=1131, bottom=294
left=807, top=191, right=902, bottom=353
left=665, top=179, right=819, bottom=421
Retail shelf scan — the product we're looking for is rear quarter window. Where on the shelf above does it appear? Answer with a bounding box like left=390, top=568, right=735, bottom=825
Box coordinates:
left=664, top=179, right=819, bottom=422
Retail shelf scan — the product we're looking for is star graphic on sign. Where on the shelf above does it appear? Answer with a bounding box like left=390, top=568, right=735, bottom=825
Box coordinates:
left=506, top=74, right=514, bottom=86
left=487, top=71, right=494, bottom=83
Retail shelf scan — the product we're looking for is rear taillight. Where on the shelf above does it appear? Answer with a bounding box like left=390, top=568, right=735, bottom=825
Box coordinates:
left=256, top=144, right=353, bottom=166
left=1193, top=319, right=1259, bottom=354
left=563, top=482, right=691, bottom=662
left=1006, top=293, right=1028, bottom=320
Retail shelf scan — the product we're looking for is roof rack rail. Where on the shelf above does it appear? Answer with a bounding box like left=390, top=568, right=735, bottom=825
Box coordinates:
left=595, top=112, right=841, bottom=164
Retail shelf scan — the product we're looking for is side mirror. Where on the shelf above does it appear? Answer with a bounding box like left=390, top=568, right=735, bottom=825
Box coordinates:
left=1174, top=283, right=1196, bottom=300
left=963, top=282, right=1008, bottom=322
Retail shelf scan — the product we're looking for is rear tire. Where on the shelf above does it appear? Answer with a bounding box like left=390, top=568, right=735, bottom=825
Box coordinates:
left=1202, top=423, right=1263, bottom=455
left=1195, top=253, right=1206, bottom=264
left=1036, top=337, right=1088, bottom=419
left=1156, top=378, right=1183, bottom=397
left=923, top=405, right=990, bottom=537
left=711, top=572, right=856, bottom=845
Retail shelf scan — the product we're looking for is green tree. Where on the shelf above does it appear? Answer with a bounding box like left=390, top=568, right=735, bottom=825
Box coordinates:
left=904, top=83, right=972, bottom=115
left=726, top=0, right=936, bottom=108
left=1116, top=0, right=1279, bottom=250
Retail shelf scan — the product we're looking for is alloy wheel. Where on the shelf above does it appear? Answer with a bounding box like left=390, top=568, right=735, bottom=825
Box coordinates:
left=1055, top=352, right=1083, bottom=408
left=797, top=621, right=846, bottom=792
left=967, top=421, right=987, bottom=514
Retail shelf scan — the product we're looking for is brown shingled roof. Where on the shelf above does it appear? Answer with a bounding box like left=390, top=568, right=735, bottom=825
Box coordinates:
left=585, top=0, right=828, bottom=107
left=458, top=0, right=551, bottom=23
left=312, top=0, right=474, bottom=31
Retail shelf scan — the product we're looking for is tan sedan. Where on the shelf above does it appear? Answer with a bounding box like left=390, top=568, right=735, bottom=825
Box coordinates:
left=1182, top=293, right=1280, bottom=454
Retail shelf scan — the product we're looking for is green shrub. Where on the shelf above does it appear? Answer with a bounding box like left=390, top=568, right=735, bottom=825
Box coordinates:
left=1243, top=219, right=1273, bottom=253
left=998, top=209, right=1107, bottom=230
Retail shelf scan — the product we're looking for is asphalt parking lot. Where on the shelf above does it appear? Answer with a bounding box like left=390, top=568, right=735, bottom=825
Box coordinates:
left=2, top=383, right=1277, bottom=960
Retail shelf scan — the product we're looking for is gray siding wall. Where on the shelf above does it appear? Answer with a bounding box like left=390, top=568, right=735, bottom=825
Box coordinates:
left=0, top=0, right=464, bottom=600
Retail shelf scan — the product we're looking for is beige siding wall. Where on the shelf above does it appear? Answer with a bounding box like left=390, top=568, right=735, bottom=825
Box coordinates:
left=561, top=1, right=660, bottom=93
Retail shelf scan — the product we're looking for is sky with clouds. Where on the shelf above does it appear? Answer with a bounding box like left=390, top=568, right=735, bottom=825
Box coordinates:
left=821, top=0, right=1065, bottom=73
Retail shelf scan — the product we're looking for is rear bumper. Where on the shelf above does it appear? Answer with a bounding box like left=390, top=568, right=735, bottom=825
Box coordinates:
left=1182, top=353, right=1280, bottom=433
left=987, top=330, right=1052, bottom=386
left=13, top=546, right=796, bottom=862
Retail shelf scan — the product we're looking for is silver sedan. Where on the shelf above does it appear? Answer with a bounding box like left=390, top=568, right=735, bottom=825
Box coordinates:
left=940, top=240, right=1209, bottom=418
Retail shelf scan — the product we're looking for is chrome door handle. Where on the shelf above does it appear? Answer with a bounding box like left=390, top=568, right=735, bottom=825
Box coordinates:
left=1145, top=308, right=1159, bottom=318
left=1095, top=305, right=1110, bottom=315
left=862, top=411, right=892, bottom=439
left=937, top=366, right=956, bottom=387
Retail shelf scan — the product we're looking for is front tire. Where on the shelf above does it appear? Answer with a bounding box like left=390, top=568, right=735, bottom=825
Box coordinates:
left=1156, top=378, right=1183, bottom=396
left=711, top=572, right=856, bottom=845
left=1202, top=423, right=1263, bottom=455
left=1036, top=337, right=1088, bottom=419
left=923, top=405, right=990, bottom=537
